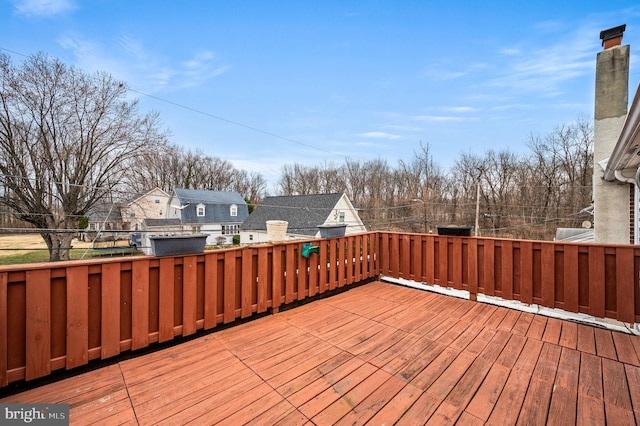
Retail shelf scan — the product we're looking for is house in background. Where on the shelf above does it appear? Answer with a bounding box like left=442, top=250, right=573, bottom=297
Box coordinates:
left=84, top=202, right=127, bottom=243
left=167, top=188, right=249, bottom=246
left=122, top=187, right=171, bottom=232
left=240, top=193, right=366, bottom=244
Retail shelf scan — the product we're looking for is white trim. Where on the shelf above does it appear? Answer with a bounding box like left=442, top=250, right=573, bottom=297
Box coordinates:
left=381, top=275, right=640, bottom=335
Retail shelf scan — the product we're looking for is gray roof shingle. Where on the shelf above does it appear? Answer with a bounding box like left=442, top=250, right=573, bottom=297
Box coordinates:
left=241, top=193, right=344, bottom=236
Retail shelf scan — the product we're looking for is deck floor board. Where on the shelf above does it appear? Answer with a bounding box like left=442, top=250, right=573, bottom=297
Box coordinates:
left=2, top=280, right=639, bottom=425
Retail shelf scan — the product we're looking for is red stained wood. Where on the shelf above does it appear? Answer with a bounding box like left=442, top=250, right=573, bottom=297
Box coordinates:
left=563, top=244, right=579, bottom=313
left=25, top=269, right=51, bottom=380
left=594, top=327, right=617, bottom=360
left=466, top=238, right=478, bottom=296
left=426, top=235, right=435, bottom=285
left=157, top=258, right=175, bottom=342
left=223, top=251, right=236, bottom=323
left=338, top=237, right=347, bottom=287
left=612, top=332, right=640, bottom=366
left=0, top=272, right=6, bottom=386
left=203, top=253, right=218, bottom=329
left=3, top=280, right=640, bottom=425
left=577, top=323, right=596, bottom=354
left=450, top=238, right=463, bottom=290
left=182, top=255, right=198, bottom=335
left=285, top=244, right=296, bottom=303
left=131, top=259, right=150, bottom=350
left=616, top=247, right=635, bottom=323
left=541, top=243, right=555, bottom=308
left=577, top=394, right=604, bottom=425
left=367, top=382, right=424, bottom=424
left=518, top=377, right=553, bottom=425
left=520, top=241, right=533, bottom=304
left=547, top=385, right=577, bottom=425
left=624, top=364, right=640, bottom=416
left=101, top=263, right=121, bottom=357
left=526, top=315, right=547, bottom=340
left=439, top=237, right=449, bottom=287
left=554, top=347, right=580, bottom=391
left=541, top=318, right=562, bottom=344
left=501, top=240, right=514, bottom=300
left=411, top=235, right=423, bottom=282
left=272, top=246, right=283, bottom=307
left=602, top=358, right=632, bottom=411
left=558, top=320, right=578, bottom=349
left=579, top=352, right=603, bottom=399
left=66, top=265, right=89, bottom=369
left=588, top=246, right=606, bottom=318
left=486, top=369, right=530, bottom=424
left=297, top=245, right=308, bottom=300
left=483, top=239, right=495, bottom=296
left=401, top=234, right=411, bottom=281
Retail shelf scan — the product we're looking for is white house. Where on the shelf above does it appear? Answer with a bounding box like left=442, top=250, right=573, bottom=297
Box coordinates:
left=239, top=193, right=366, bottom=244
left=167, top=188, right=249, bottom=246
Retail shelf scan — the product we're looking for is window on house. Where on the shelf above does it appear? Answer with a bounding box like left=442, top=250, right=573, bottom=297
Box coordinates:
left=197, top=204, right=206, bottom=217
left=154, top=197, right=160, bottom=204
left=159, top=210, right=163, bottom=216
left=339, top=212, right=345, bottom=222
left=222, top=224, right=240, bottom=235
left=249, top=234, right=253, bottom=241
left=230, top=204, right=238, bottom=217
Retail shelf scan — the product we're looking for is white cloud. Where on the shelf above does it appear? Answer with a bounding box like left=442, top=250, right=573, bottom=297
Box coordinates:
left=410, top=115, right=466, bottom=122
left=441, top=106, right=478, bottom=113
left=488, top=24, right=598, bottom=96
left=357, top=131, right=401, bottom=140
left=58, top=33, right=230, bottom=93
left=13, top=0, right=75, bottom=17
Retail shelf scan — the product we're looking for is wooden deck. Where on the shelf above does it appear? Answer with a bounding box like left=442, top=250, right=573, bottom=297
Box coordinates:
left=2, top=280, right=640, bottom=425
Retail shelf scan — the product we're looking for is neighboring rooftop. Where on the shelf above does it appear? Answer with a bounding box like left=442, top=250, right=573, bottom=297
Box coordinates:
left=3, top=280, right=639, bottom=424
left=241, top=193, right=346, bottom=236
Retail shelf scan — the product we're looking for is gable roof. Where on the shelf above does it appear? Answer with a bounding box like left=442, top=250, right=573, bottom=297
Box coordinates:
left=127, top=187, right=170, bottom=207
left=173, top=188, right=249, bottom=224
left=173, top=188, right=246, bottom=205
left=241, top=193, right=346, bottom=236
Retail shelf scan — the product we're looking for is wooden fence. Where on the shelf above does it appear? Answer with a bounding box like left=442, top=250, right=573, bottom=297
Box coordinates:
left=0, top=233, right=377, bottom=387
left=2, top=231, right=640, bottom=388
left=377, top=232, right=640, bottom=325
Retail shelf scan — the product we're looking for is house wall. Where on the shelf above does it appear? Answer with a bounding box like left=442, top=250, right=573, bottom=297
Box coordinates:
left=127, top=189, right=171, bottom=231
left=331, top=195, right=367, bottom=234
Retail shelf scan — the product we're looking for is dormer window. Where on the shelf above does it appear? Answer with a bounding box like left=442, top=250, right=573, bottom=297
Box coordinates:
left=197, top=203, right=206, bottom=217
left=339, top=212, right=345, bottom=222
left=230, top=204, right=238, bottom=217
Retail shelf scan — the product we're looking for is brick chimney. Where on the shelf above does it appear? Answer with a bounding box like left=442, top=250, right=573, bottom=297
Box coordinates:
left=600, top=24, right=626, bottom=49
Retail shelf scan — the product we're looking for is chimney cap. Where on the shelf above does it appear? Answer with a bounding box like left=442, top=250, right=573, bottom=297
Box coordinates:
left=600, top=24, right=626, bottom=44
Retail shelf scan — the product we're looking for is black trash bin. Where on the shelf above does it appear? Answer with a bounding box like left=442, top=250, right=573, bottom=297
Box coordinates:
left=436, top=226, right=473, bottom=236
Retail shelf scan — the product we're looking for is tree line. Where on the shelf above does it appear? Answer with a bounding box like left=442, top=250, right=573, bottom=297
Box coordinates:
left=0, top=52, right=593, bottom=261
left=277, top=120, right=593, bottom=241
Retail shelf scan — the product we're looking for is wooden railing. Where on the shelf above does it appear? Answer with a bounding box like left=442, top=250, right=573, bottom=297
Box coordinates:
left=2, top=231, right=640, bottom=388
left=377, top=232, right=640, bottom=325
left=0, top=233, right=377, bottom=387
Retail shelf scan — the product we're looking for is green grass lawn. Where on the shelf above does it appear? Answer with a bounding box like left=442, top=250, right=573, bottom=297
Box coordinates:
left=0, top=248, right=142, bottom=265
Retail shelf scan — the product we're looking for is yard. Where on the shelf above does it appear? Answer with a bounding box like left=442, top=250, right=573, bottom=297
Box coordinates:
left=0, top=234, right=133, bottom=265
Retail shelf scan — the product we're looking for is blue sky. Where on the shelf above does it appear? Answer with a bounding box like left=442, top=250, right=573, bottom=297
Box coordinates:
left=3, top=1, right=640, bottom=189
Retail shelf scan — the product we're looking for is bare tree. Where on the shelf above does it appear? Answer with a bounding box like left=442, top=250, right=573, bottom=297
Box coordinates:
left=0, top=53, right=168, bottom=260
